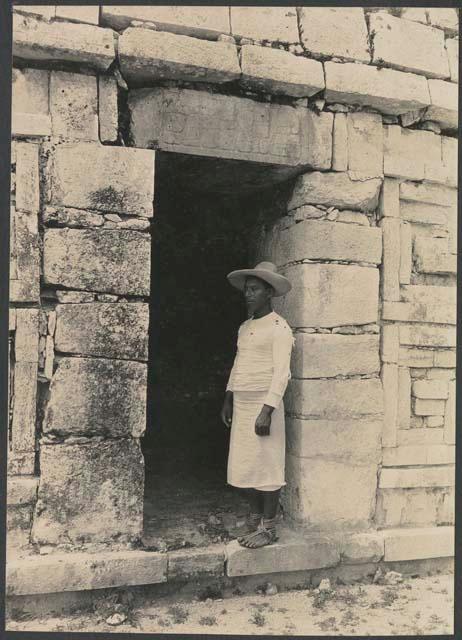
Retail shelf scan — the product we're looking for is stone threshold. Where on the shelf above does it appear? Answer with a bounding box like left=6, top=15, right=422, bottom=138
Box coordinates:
left=6, top=526, right=454, bottom=597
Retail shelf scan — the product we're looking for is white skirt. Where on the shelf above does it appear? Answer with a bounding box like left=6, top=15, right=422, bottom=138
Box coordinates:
left=227, top=390, right=286, bottom=491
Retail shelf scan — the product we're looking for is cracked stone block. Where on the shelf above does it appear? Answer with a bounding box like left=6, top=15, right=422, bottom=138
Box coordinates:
left=240, top=45, right=324, bottom=97
left=299, top=7, right=370, bottom=63
left=119, top=29, right=240, bottom=85
left=399, top=182, right=456, bottom=207
left=445, top=38, right=458, bottom=83
left=55, top=302, right=149, bottom=361
left=292, top=334, right=380, bottom=378
left=424, top=79, right=458, bottom=131
left=13, top=13, right=116, bottom=71
left=377, top=488, right=451, bottom=527
left=51, top=143, right=155, bottom=217
left=10, top=207, right=40, bottom=303
left=400, top=323, right=456, bottom=348
left=43, top=228, right=151, bottom=296
left=43, top=356, right=147, bottom=438
left=426, top=8, right=459, bottom=35
left=414, top=237, right=456, bottom=276
left=101, top=6, right=230, bottom=38
left=230, top=7, right=299, bottom=43
left=31, top=439, right=144, bottom=544
left=383, top=125, right=443, bottom=182
left=43, top=206, right=104, bottom=228
left=346, top=112, right=383, bottom=180
left=11, top=361, right=38, bottom=454
left=401, top=285, right=456, bottom=307
left=50, top=71, right=98, bottom=140
left=325, top=62, right=431, bottom=115
left=370, top=12, right=450, bottom=79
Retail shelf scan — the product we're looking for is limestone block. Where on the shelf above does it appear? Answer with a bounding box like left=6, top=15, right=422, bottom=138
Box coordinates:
left=11, top=362, right=37, bottom=453
left=346, top=112, right=383, bottom=180
left=445, top=38, right=458, bottom=83
left=168, top=548, right=225, bottom=580
left=44, top=335, right=54, bottom=380
left=43, top=228, right=150, bottom=296
left=341, top=532, right=384, bottom=564
left=325, top=62, right=431, bottom=115
left=15, top=142, right=39, bottom=213
left=381, top=325, right=399, bottom=364
left=383, top=444, right=455, bottom=466
left=240, top=45, right=324, bottom=97
left=284, top=454, right=379, bottom=529
left=14, top=5, right=55, bottom=20
left=287, top=418, right=382, bottom=464
left=55, top=7, right=99, bottom=25
left=414, top=398, right=446, bottom=416
left=12, top=68, right=49, bottom=118
left=400, top=182, right=456, bottom=207
left=397, top=428, right=444, bottom=446
left=50, top=71, right=98, bottom=141
left=413, top=380, right=449, bottom=400
left=336, top=211, right=369, bottom=225
left=230, top=7, right=299, bottom=43
left=43, top=206, right=104, bottom=228
left=426, top=416, right=444, bottom=428
left=102, top=6, right=230, bottom=38
left=441, top=137, right=457, bottom=188
left=10, top=207, right=40, bottom=303
left=298, top=8, right=369, bottom=63
left=434, top=350, right=456, bottom=368
left=382, top=302, right=456, bottom=325
left=377, top=487, right=449, bottom=527
left=383, top=126, right=442, bottom=182
left=380, top=465, right=454, bottom=489
left=425, top=79, right=458, bottom=131
left=302, top=111, right=333, bottom=170
left=55, top=291, right=95, bottom=303
left=384, top=526, right=454, bottom=561
left=287, top=171, right=381, bottom=212
left=399, top=222, right=412, bottom=284
left=379, top=178, right=400, bottom=218
left=444, top=380, right=455, bottom=444
left=129, top=87, right=324, bottom=168
left=400, top=324, right=456, bottom=348
left=274, top=219, right=382, bottom=266
left=438, top=488, right=455, bottom=525
left=8, top=549, right=167, bottom=597
left=43, top=356, right=147, bottom=437
left=381, top=217, right=400, bottom=301
left=119, top=29, right=240, bottom=86
left=401, top=201, right=448, bottom=227
left=13, top=13, right=116, bottom=71
left=401, top=284, right=456, bottom=306
left=32, top=439, right=144, bottom=544
left=7, top=452, right=35, bottom=476
left=55, top=303, right=149, bottom=361
left=51, top=143, right=155, bottom=217
left=398, top=367, right=411, bottom=428
left=286, top=378, right=383, bottom=419
left=414, top=237, right=456, bottom=275
left=292, top=333, right=380, bottom=378
left=7, top=477, right=38, bottom=506
left=12, top=113, right=52, bottom=137
left=400, top=348, right=435, bottom=368
left=277, top=263, right=379, bottom=328
left=382, top=363, right=398, bottom=447
left=428, top=368, right=456, bottom=381
left=427, top=8, right=459, bottom=35
left=370, top=12, right=450, bottom=79
left=400, top=8, right=429, bottom=24
left=226, top=530, right=339, bottom=577
left=15, top=309, right=39, bottom=363
left=332, top=113, right=348, bottom=171
left=98, top=76, right=118, bottom=143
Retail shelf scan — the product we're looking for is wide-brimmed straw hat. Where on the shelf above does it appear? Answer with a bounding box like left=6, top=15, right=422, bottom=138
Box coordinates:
left=226, top=261, right=292, bottom=297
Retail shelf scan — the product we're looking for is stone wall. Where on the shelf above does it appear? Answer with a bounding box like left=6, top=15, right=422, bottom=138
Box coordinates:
left=9, top=5, right=457, bottom=567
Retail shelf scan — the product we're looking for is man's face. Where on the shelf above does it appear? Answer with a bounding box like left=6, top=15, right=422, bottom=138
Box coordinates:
left=244, top=276, right=272, bottom=315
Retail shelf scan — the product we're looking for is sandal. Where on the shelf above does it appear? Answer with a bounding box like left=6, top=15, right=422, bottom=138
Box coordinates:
left=237, top=526, right=278, bottom=549
left=237, top=512, right=262, bottom=543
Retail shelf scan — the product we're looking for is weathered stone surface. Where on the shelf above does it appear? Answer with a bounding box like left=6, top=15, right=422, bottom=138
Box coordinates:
left=400, top=324, right=456, bottom=348
left=168, top=548, right=225, bottom=579
left=240, top=45, right=324, bottom=97
left=286, top=378, right=383, bottom=419
left=382, top=363, right=398, bottom=447
left=426, top=415, right=444, bottom=428
left=7, top=549, right=167, bottom=596
left=15, top=142, right=39, bottom=214
left=325, top=62, right=431, bottom=115
left=427, top=8, right=459, bottom=35
left=332, top=113, right=348, bottom=171
left=285, top=455, right=379, bottom=529
left=13, top=13, right=116, bottom=71
left=336, top=210, right=369, bottom=225
left=12, top=112, right=52, bottom=137
left=275, top=263, right=379, bottom=328
left=7, top=451, right=35, bottom=476
left=384, top=526, right=454, bottom=561
left=119, top=29, right=240, bottom=85
left=43, top=206, right=104, bottom=228
left=414, top=237, right=456, bottom=275
left=226, top=529, right=339, bottom=577
left=299, top=8, right=369, bottom=63
left=102, top=6, right=230, bottom=38
left=444, top=380, right=455, bottom=445
left=98, top=76, right=118, bottom=143
left=7, top=477, right=38, bottom=506
left=44, top=228, right=150, bottom=296
left=129, top=87, right=322, bottom=168
left=55, top=6, right=99, bottom=25
left=383, top=302, right=456, bottom=325
left=398, top=366, right=411, bottom=429
left=414, top=398, right=446, bottom=416
left=341, top=532, right=384, bottom=564
left=397, top=428, right=445, bottom=447
left=400, top=8, right=428, bottom=24
left=11, top=362, right=37, bottom=454
left=14, top=5, right=55, bottom=20
left=400, top=201, right=448, bottom=225
left=55, top=291, right=95, bottom=303
left=32, top=440, right=144, bottom=544
left=287, top=172, right=381, bottom=212
left=303, top=111, right=333, bottom=170
left=43, top=356, right=147, bottom=437
left=51, top=143, right=155, bottom=217
left=445, top=38, right=458, bottom=83
left=346, top=112, right=383, bottom=180
left=413, top=380, right=449, bottom=400
left=287, top=418, right=382, bottom=463
left=292, top=333, right=380, bottom=378
left=12, top=68, right=49, bottom=118
left=399, top=221, right=412, bottom=284
left=383, top=126, right=442, bottom=182
left=377, top=487, right=451, bottom=527
left=379, top=178, right=400, bottom=218
left=400, top=181, right=456, bottom=207
left=370, top=12, right=449, bottom=79
left=55, top=303, right=149, bottom=361
left=425, top=79, right=458, bottom=131
left=381, top=217, right=400, bottom=301
left=434, top=350, right=456, bottom=368
left=230, top=7, right=299, bottom=43
left=380, top=466, right=454, bottom=489
left=428, top=368, right=456, bottom=381
left=401, top=284, right=456, bottom=306
left=441, top=136, right=457, bottom=189
left=50, top=71, right=98, bottom=140
left=381, top=324, right=399, bottom=364
left=383, top=444, right=455, bottom=466
left=15, top=309, right=39, bottom=363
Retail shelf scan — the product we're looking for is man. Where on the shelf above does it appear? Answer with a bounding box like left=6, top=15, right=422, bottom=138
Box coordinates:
left=221, top=261, right=294, bottom=548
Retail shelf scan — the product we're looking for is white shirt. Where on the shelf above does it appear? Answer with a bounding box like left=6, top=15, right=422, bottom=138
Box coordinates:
left=226, top=310, right=295, bottom=409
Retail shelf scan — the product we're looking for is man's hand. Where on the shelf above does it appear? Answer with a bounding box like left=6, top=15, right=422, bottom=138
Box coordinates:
left=255, top=405, right=274, bottom=436
left=221, top=392, right=233, bottom=428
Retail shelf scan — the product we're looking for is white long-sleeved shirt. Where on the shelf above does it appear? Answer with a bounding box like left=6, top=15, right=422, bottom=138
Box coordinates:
left=226, top=310, right=295, bottom=409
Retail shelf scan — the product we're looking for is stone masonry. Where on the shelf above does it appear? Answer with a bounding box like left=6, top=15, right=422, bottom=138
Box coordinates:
left=8, top=5, right=457, bottom=590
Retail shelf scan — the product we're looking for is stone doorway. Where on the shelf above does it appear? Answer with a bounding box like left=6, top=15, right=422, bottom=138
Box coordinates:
left=142, top=151, right=296, bottom=550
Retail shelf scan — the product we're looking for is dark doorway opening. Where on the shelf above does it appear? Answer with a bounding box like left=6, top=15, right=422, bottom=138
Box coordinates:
left=143, top=151, right=293, bottom=550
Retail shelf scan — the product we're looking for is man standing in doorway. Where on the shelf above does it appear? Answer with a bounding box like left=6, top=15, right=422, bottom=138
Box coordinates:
left=221, top=261, right=294, bottom=548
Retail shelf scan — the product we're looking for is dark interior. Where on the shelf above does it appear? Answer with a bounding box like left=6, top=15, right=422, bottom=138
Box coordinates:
left=142, top=152, right=292, bottom=550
